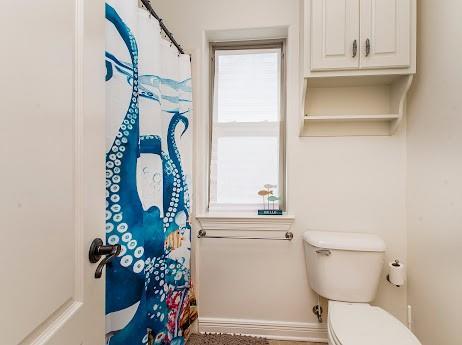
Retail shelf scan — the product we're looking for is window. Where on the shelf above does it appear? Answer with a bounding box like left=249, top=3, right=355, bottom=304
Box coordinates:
left=209, top=41, right=286, bottom=212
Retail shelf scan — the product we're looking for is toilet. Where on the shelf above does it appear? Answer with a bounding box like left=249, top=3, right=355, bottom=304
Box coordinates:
left=303, top=231, right=421, bottom=345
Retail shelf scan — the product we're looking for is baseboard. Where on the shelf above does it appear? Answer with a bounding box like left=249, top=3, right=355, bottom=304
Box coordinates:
left=198, top=317, right=328, bottom=343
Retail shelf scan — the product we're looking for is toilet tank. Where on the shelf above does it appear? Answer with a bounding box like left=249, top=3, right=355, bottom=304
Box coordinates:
left=304, top=231, right=386, bottom=303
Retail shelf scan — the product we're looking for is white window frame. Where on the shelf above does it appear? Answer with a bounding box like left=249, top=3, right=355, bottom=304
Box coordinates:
left=208, top=40, right=287, bottom=213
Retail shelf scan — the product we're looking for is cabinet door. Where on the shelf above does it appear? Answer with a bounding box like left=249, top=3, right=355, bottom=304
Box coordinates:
left=360, top=0, right=411, bottom=69
left=311, top=0, right=360, bottom=71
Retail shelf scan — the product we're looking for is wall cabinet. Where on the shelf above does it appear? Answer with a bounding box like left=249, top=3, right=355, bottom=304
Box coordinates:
left=301, top=0, right=416, bottom=136
left=306, top=0, right=415, bottom=75
left=310, top=0, right=360, bottom=71
left=359, top=0, right=411, bottom=69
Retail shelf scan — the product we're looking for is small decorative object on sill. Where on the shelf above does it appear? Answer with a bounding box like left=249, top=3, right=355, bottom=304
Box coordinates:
left=257, top=184, right=283, bottom=215
left=258, top=209, right=283, bottom=216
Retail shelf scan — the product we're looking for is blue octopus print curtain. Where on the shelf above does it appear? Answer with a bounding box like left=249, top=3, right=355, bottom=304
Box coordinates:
left=104, top=1, right=196, bottom=344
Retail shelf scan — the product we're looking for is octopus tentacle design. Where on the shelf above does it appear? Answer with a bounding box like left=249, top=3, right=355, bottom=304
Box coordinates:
left=162, top=112, right=190, bottom=238
left=105, top=3, right=194, bottom=345
left=105, top=2, right=145, bottom=315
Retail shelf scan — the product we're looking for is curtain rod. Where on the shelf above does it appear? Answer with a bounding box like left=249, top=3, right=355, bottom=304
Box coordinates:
left=140, top=0, right=185, bottom=55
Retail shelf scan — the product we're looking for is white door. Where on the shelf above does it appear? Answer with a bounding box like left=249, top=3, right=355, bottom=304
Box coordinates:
left=0, top=0, right=106, bottom=344
left=359, top=0, right=411, bottom=69
left=310, top=0, right=360, bottom=71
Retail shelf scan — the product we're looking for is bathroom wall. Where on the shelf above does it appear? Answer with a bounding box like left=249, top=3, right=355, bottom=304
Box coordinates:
left=406, top=0, right=462, bottom=344
left=151, top=0, right=408, bottom=336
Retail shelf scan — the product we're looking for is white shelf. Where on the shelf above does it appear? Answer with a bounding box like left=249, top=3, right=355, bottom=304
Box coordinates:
left=300, top=75, right=414, bottom=137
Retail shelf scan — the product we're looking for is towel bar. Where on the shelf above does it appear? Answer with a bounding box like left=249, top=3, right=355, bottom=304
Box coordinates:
left=197, top=229, right=294, bottom=241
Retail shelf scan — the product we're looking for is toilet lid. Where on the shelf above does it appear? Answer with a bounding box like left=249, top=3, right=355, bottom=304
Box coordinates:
left=329, top=302, right=421, bottom=345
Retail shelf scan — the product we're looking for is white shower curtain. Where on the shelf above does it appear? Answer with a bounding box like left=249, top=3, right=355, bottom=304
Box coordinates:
left=105, top=1, right=195, bottom=344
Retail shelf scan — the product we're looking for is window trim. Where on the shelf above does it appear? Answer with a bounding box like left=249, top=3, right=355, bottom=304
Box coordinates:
left=208, top=40, right=287, bottom=212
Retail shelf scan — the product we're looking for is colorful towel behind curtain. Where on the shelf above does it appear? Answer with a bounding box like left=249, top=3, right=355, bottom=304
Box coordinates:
left=105, top=1, right=196, bottom=344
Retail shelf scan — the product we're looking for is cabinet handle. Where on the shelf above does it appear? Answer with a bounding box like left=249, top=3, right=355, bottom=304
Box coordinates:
left=365, top=38, right=371, bottom=57
left=352, top=39, right=358, bottom=58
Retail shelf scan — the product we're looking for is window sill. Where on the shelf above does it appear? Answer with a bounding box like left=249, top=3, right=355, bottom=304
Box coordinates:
left=195, top=213, right=295, bottom=232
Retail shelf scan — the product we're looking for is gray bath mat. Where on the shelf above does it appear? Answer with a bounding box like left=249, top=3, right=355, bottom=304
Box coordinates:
left=187, top=333, right=269, bottom=345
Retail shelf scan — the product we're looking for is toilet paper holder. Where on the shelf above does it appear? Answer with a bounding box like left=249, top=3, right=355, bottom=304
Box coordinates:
left=386, top=259, right=404, bottom=287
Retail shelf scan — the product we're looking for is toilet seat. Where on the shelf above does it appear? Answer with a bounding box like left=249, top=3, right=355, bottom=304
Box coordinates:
left=328, top=301, right=421, bottom=345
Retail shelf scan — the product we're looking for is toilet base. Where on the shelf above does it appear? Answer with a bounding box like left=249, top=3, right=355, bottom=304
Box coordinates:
left=326, top=301, right=421, bottom=345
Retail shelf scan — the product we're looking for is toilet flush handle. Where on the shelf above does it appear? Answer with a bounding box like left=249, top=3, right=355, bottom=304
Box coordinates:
left=315, top=248, right=332, bottom=256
